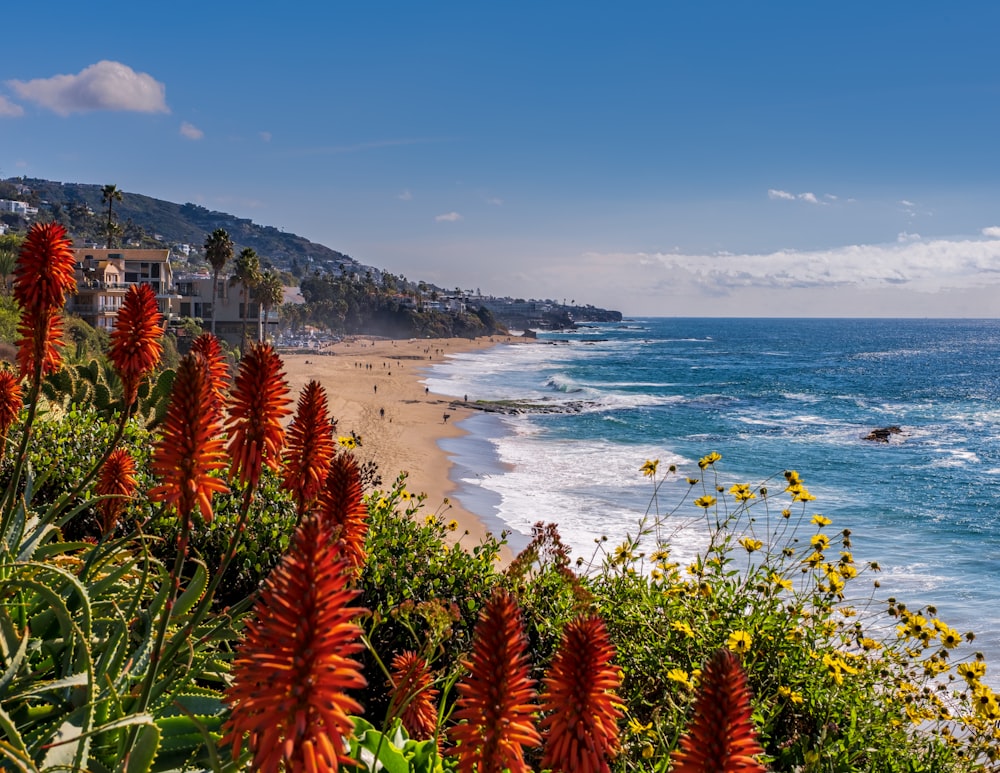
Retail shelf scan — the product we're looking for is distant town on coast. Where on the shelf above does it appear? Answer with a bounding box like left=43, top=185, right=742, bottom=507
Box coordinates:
left=0, top=177, right=622, bottom=345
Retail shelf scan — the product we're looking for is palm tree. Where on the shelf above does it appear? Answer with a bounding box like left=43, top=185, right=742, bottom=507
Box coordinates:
left=101, top=184, right=123, bottom=248
left=255, top=269, right=285, bottom=343
left=230, top=247, right=261, bottom=353
left=203, top=228, right=234, bottom=336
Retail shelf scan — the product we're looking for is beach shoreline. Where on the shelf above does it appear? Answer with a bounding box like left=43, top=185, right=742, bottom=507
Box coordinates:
left=279, top=336, right=520, bottom=558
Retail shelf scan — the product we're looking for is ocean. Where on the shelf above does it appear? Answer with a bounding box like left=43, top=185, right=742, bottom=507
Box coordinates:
left=425, top=318, right=1000, bottom=671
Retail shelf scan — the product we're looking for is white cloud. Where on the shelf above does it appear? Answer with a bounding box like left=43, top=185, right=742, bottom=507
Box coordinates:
left=897, top=231, right=921, bottom=242
left=397, top=190, right=413, bottom=201
left=769, top=189, right=827, bottom=205
left=0, top=95, right=24, bottom=117
left=8, top=61, right=168, bottom=116
left=900, top=199, right=916, bottom=207
left=487, top=197, right=504, bottom=206
left=982, top=226, right=1000, bottom=239
left=582, top=234, right=1000, bottom=294
left=435, top=211, right=462, bottom=222
left=179, top=121, right=203, bottom=140
left=259, top=131, right=272, bottom=142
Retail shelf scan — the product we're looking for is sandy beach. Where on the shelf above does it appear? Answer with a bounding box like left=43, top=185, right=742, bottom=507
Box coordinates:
left=279, top=336, right=517, bottom=555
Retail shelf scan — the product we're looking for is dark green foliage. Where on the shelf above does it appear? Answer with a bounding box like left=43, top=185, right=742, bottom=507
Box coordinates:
left=297, top=272, right=508, bottom=338
left=358, top=477, right=505, bottom=716
left=0, top=294, right=20, bottom=343
left=39, top=358, right=176, bottom=431
left=64, top=316, right=109, bottom=362
left=143, top=466, right=298, bottom=609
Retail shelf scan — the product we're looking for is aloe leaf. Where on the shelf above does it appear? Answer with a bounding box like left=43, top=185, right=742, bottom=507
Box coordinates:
left=0, top=706, right=29, bottom=759
left=0, top=625, right=28, bottom=695
left=171, top=561, right=208, bottom=620
left=124, top=723, right=160, bottom=773
left=0, top=741, right=37, bottom=772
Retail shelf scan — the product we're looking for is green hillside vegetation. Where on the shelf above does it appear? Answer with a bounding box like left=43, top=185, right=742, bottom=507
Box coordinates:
left=3, top=178, right=354, bottom=275
left=291, top=270, right=507, bottom=339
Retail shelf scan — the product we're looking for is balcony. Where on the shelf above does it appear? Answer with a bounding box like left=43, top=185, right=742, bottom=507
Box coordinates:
left=77, top=280, right=129, bottom=291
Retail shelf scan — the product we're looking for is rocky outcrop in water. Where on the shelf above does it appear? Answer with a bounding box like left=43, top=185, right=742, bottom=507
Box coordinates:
left=864, top=426, right=903, bottom=443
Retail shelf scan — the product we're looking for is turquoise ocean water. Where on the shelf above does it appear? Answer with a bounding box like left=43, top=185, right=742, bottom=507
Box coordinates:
left=425, top=318, right=1000, bottom=671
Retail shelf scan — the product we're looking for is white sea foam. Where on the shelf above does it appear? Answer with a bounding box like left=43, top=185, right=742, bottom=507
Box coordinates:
left=450, top=418, right=697, bottom=559
left=429, top=319, right=1000, bottom=678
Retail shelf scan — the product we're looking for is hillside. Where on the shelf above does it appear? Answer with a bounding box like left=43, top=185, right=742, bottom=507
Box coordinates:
left=2, top=177, right=622, bottom=330
left=4, top=178, right=358, bottom=276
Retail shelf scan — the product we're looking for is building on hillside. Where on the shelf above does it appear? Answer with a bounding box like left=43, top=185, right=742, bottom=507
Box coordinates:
left=71, top=248, right=177, bottom=332
left=0, top=199, right=38, bottom=218
left=70, top=248, right=267, bottom=346
left=174, top=272, right=268, bottom=346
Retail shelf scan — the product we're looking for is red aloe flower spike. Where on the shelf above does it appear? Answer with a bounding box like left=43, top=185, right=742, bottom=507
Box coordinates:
left=0, top=369, right=23, bottom=462
left=108, top=283, right=164, bottom=406
left=388, top=651, right=440, bottom=743
left=449, top=591, right=541, bottom=773
left=540, top=615, right=623, bottom=773
left=13, top=222, right=76, bottom=380
left=670, top=649, right=767, bottom=773
left=226, top=342, right=292, bottom=490
left=189, top=333, right=230, bottom=422
left=148, top=353, right=230, bottom=527
left=0, top=370, right=23, bottom=437
left=94, top=447, right=138, bottom=536
left=222, top=514, right=367, bottom=772
left=315, top=451, right=368, bottom=568
left=15, top=313, right=67, bottom=383
left=283, top=380, right=337, bottom=513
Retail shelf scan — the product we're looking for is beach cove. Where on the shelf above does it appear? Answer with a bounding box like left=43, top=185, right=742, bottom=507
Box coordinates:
left=279, top=336, right=521, bottom=556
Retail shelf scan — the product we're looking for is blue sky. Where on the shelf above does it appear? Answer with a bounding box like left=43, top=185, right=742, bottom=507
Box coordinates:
left=4, top=1, right=1000, bottom=316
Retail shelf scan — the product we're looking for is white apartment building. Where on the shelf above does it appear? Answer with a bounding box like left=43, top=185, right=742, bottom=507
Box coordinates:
left=0, top=199, right=38, bottom=217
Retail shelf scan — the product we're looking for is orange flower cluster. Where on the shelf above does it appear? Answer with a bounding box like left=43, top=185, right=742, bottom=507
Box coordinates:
left=94, top=448, right=138, bottom=536
left=670, top=649, right=766, bottom=773
left=388, top=651, right=440, bottom=744
left=283, top=380, right=336, bottom=512
left=0, top=370, right=23, bottom=440
left=107, top=283, right=163, bottom=405
left=13, top=222, right=77, bottom=380
left=148, top=353, right=229, bottom=526
left=223, top=514, right=367, bottom=772
left=189, top=333, right=230, bottom=422
left=226, top=342, right=292, bottom=490
left=540, top=616, right=623, bottom=773
left=448, top=594, right=624, bottom=773
left=449, top=591, right=541, bottom=773
left=315, top=452, right=369, bottom=569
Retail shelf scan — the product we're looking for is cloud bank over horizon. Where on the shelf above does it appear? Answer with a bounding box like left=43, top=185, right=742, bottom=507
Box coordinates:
left=586, top=232, right=1000, bottom=294
left=7, top=61, right=168, bottom=116
left=489, top=230, right=1000, bottom=316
